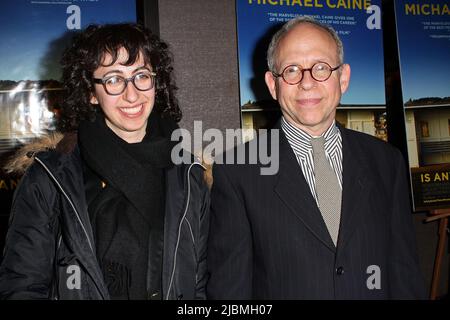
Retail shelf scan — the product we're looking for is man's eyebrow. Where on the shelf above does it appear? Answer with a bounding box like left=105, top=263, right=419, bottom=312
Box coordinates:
left=279, top=59, right=334, bottom=68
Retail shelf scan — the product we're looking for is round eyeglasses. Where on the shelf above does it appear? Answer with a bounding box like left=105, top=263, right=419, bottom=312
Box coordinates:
left=272, top=62, right=342, bottom=85
left=93, top=69, right=156, bottom=95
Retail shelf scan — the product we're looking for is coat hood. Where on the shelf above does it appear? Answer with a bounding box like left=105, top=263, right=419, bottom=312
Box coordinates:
left=3, top=131, right=213, bottom=189
left=3, top=132, right=66, bottom=175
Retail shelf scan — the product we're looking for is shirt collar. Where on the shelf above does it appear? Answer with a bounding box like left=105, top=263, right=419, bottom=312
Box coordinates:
left=281, top=116, right=339, bottom=147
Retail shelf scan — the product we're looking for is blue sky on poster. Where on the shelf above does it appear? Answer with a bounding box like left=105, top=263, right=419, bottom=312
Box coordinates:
left=395, top=0, right=450, bottom=102
left=236, top=0, right=386, bottom=106
left=0, top=0, right=136, bottom=81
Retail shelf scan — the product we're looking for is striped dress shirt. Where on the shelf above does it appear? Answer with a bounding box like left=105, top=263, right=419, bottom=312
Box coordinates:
left=281, top=117, right=343, bottom=204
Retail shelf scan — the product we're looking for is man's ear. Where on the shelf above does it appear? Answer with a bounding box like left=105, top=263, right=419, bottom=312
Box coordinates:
left=90, top=94, right=99, bottom=105
left=264, top=71, right=278, bottom=100
left=339, top=63, right=351, bottom=94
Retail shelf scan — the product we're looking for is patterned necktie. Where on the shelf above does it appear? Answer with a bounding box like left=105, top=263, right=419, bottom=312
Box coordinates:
left=310, top=136, right=342, bottom=246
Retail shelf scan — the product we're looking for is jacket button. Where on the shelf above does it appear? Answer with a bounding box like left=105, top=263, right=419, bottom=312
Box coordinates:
left=336, top=266, right=344, bottom=275
left=149, top=292, right=160, bottom=300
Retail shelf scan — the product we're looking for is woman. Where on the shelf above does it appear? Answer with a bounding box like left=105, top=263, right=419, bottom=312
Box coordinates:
left=0, top=23, right=210, bottom=300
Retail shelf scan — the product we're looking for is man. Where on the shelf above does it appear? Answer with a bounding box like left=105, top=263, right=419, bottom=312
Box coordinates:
left=207, top=17, right=426, bottom=299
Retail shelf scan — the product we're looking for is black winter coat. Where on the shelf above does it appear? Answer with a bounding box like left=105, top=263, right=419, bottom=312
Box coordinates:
left=0, top=133, right=210, bottom=300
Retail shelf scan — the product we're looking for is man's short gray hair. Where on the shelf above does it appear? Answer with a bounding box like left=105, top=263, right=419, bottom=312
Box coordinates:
left=267, top=16, right=344, bottom=72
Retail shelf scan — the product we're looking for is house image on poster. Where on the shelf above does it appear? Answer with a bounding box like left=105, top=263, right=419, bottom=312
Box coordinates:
left=404, top=98, right=450, bottom=168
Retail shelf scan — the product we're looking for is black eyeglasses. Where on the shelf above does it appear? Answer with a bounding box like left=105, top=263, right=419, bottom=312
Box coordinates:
left=93, top=69, right=156, bottom=95
left=272, top=62, right=342, bottom=85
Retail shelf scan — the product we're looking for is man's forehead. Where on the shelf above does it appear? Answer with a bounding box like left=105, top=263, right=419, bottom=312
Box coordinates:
left=284, top=22, right=335, bottom=43
left=275, top=23, right=338, bottom=62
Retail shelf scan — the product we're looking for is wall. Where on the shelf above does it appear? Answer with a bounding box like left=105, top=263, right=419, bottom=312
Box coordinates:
left=158, top=0, right=241, bottom=137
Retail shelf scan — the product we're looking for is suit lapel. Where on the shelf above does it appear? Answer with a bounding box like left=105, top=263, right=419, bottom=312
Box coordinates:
left=337, top=127, right=371, bottom=250
left=274, top=127, right=335, bottom=252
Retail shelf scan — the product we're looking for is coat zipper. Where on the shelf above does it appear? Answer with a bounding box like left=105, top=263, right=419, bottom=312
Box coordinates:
left=35, top=156, right=106, bottom=300
left=165, top=162, right=204, bottom=300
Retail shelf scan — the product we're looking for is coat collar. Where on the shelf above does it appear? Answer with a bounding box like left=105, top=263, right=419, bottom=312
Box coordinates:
left=274, top=120, right=372, bottom=252
left=274, top=120, right=336, bottom=252
left=337, top=125, right=372, bottom=250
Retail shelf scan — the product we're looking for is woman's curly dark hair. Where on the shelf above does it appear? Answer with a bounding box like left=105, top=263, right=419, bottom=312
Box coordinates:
left=59, top=23, right=181, bottom=132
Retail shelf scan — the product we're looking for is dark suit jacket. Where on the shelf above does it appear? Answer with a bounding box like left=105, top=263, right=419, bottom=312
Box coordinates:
left=207, top=122, right=426, bottom=299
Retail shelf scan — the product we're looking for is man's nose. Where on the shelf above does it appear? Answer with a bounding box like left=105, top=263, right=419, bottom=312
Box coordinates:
left=298, top=70, right=316, bottom=91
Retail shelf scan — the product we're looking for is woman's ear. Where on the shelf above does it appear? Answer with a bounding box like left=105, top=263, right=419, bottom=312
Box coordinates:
left=90, top=94, right=99, bottom=105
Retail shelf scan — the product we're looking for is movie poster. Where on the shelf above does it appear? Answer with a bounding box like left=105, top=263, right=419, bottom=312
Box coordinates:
left=394, top=0, right=450, bottom=211
left=0, top=0, right=137, bottom=253
left=236, top=0, right=386, bottom=142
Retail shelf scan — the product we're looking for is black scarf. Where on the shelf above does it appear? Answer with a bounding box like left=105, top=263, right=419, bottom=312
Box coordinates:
left=78, top=111, right=177, bottom=299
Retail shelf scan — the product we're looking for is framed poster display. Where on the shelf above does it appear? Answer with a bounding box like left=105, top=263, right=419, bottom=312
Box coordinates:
left=394, top=0, right=450, bottom=211
left=235, top=0, right=387, bottom=142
